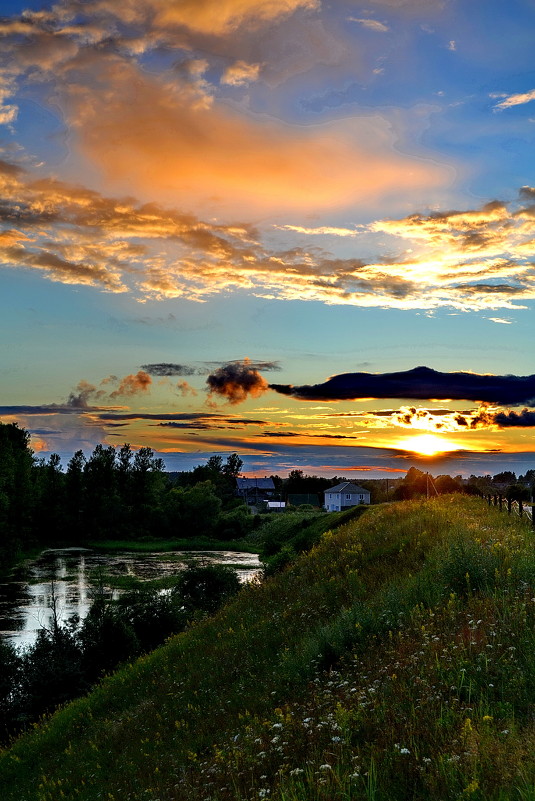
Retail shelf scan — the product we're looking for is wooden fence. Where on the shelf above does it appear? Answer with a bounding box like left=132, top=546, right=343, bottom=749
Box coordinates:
left=485, top=493, right=535, bottom=527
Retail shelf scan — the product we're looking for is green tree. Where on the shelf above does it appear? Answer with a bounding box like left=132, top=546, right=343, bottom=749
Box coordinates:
left=0, top=422, right=35, bottom=564
left=171, top=563, right=241, bottom=614
left=222, top=453, right=243, bottom=479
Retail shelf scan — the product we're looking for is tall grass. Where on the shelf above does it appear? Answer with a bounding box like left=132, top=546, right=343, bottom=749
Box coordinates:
left=2, top=496, right=535, bottom=801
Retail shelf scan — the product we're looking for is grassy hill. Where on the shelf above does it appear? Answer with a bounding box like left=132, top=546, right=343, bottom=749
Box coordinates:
left=2, top=496, right=535, bottom=800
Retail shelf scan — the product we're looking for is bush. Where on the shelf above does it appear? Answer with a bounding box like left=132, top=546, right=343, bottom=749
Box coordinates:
left=171, top=563, right=241, bottom=614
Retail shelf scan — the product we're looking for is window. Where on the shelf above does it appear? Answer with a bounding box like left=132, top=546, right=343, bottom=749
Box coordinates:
left=345, top=494, right=351, bottom=499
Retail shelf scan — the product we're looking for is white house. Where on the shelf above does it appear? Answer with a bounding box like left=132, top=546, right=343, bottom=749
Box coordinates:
left=324, top=482, right=371, bottom=511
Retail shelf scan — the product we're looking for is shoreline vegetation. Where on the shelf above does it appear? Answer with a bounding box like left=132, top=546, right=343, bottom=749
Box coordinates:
left=3, top=496, right=535, bottom=800
left=86, top=537, right=262, bottom=554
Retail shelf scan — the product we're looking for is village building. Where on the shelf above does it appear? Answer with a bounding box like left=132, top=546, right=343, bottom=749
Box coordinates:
left=324, top=482, right=371, bottom=511
left=236, top=477, right=276, bottom=506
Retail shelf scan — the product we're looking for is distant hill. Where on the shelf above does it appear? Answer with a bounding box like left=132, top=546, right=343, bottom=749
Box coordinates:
left=3, top=496, right=535, bottom=801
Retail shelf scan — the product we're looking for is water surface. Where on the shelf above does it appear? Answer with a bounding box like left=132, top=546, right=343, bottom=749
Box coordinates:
left=0, top=548, right=261, bottom=650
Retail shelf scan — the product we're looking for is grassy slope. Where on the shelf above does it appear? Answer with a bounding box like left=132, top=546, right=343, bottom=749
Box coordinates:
left=2, top=496, right=535, bottom=800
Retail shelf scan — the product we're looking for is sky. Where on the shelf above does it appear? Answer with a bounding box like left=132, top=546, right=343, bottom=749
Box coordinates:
left=0, top=0, right=534, bottom=479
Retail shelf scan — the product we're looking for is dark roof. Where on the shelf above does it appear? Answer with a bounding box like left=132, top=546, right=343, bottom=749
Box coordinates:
left=327, top=482, right=369, bottom=494
left=236, top=477, right=275, bottom=490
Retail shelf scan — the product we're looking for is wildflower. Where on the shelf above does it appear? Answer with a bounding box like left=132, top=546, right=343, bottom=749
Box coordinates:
left=482, top=715, right=493, bottom=723
left=331, top=736, right=342, bottom=743
left=319, top=764, right=332, bottom=771
left=290, top=768, right=304, bottom=776
left=399, top=748, right=410, bottom=755
left=259, top=790, right=270, bottom=798
left=463, top=780, right=479, bottom=795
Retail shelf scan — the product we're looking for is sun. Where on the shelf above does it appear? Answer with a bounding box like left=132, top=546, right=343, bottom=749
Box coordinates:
left=401, top=433, right=461, bottom=456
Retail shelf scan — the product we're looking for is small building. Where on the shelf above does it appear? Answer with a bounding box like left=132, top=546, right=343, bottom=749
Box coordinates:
left=236, top=477, right=276, bottom=506
left=266, top=501, right=286, bottom=512
left=324, top=482, right=370, bottom=511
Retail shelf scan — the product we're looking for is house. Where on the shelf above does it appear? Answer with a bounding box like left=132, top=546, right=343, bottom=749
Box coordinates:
left=236, top=477, right=276, bottom=506
left=324, top=482, right=370, bottom=511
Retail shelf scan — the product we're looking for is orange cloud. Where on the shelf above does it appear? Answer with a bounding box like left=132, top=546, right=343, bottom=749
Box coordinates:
left=109, top=371, right=152, bottom=398
left=151, top=0, right=319, bottom=35
left=62, top=58, right=446, bottom=216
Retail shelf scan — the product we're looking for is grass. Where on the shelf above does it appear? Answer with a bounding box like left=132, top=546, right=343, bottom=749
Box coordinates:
left=2, top=496, right=535, bottom=800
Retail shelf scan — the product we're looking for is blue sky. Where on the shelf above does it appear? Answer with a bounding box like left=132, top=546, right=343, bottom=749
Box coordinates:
left=0, top=0, right=534, bottom=477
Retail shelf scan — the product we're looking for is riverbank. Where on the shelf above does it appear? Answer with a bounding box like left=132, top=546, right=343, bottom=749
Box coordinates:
left=87, top=536, right=261, bottom=553
left=5, top=496, right=535, bottom=800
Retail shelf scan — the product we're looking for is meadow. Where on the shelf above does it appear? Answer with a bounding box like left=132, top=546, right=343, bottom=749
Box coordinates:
left=2, top=495, right=535, bottom=801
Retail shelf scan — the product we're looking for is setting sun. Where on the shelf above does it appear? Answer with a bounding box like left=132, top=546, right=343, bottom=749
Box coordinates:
left=401, top=433, right=461, bottom=456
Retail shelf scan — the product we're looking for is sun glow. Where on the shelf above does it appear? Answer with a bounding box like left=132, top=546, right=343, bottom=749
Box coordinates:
left=401, top=433, right=461, bottom=456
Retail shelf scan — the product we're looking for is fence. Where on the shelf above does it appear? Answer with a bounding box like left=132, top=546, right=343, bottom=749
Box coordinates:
left=485, top=493, right=535, bottom=528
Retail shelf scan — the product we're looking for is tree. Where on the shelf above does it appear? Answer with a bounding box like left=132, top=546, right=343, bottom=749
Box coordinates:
left=0, top=422, right=35, bottom=564
left=65, top=450, right=86, bottom=527
left=206, top=455, right=224, bottom=473
left=172, top=563, right=241, bottom=614
left=493, top=471, right=516, bottom=485
left=166, top=481, right=222, bottom=537
left=223, top=453, right=243, bottom=479
left=83, top=445, right=119, bottom=537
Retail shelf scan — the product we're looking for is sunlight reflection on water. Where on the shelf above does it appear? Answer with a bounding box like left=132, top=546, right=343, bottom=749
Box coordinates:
left=0, top=548, right=261, bottom=650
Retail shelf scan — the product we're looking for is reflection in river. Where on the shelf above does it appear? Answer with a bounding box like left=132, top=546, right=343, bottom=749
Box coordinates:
left=0, top=548, right=261, bottom=650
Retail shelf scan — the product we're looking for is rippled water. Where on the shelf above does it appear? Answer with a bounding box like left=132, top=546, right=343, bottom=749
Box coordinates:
left=0, top=548, right=261, bottom=650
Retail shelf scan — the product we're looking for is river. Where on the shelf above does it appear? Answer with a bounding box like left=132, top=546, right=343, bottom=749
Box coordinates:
left=0, top=547, right=261, bottom=651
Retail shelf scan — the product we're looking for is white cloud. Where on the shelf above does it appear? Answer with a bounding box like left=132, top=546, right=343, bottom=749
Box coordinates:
left=493, top=89, right=535, bottom=110
left=347, top=17, right=389, bottom=32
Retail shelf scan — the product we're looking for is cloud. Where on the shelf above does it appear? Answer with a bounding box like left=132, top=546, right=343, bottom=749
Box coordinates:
left=347, top=18, right=389, bottom=33
left=141, top=363, right=198, bottom=376
left=95, top=411, right=269, bottom=431
left=360, top=404, right=535, bottom=432
left=493, top=89, right=535, bottom=110
left=63, top=372, right=151, bottom=408
left=65, top=57, right=443, bottom=216
left=207, top=358, right=270, bottom=405
left=475, top=408, right=535, bottom=429
left=1, top=157, right=533, bottom=312
left=67, top=380, right=106, bottom=409
left=269, top=366, right=535, bottom=405
left=176, top=381, right=197, bottom=397
left=108, top=371, right=151, bottom=398
left=0, top=1, right=448, bottom=217
left=147, top=0, right=319, bottom=36
left=221, top=60, right=262, bottom=86
left=203, top=359, right=282, bottom=372
left=260, top=431, right=361, bottom=439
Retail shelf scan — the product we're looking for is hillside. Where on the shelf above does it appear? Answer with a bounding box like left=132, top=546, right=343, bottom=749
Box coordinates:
left=2, top=496, right=535, bottom=800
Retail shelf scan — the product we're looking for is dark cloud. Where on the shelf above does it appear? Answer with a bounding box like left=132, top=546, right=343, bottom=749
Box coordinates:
left=141, top=363, right=197, bottom=376
left=67, top=380, right=105, bottom=409
left=0, top=404, right=109, bottom=415
left=206, top=358, right=270, bottom=404
left=260, top=431, right=361, bottom=439
left=96, top=412, right=268, bottom=428
left=270, top=366, right=535, bottom=405
left=203, top=359, right=282, bottom=372
left=484, top=408, right=535, bottom=428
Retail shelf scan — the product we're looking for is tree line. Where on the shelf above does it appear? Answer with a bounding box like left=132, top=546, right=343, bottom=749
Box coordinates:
left=0, top=422, right=249, bottom=570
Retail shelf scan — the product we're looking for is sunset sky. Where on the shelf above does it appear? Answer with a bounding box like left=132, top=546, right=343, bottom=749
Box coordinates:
left=1, top=0, right=534, bottom=478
